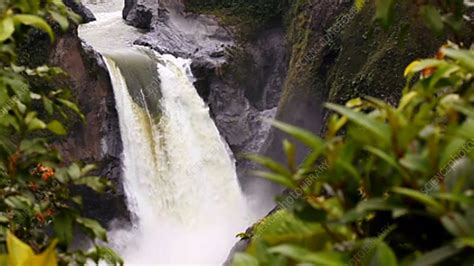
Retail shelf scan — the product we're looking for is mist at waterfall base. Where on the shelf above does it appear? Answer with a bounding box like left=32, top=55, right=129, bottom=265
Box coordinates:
left=79, top=2, right=277, bottom=264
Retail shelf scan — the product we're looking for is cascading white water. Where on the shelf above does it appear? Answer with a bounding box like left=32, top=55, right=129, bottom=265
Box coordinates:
left=104, top=51, right=248, bottom=265
left=79, top=3, right=250, bottom=264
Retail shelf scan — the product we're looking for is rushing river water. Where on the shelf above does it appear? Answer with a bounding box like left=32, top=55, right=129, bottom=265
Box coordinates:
left=79, top=2, right=250, bottom=265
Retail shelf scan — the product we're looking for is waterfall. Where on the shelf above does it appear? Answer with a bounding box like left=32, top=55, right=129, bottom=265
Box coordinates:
left=103, top=49, right=248, bottom=265
left=79, top=3, right=251, bottom=263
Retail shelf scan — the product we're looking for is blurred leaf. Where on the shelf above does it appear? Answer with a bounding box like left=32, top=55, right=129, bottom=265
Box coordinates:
left=42, top=96, right=54, bottom=115
left=283, top=139, right=296, bottom=171
left=420, top=5, right=444, bottom=35
left=442, top=48, right=474, bottom=72
left=232, top=253, right=259, bottom=266
left=27, top=118, right=46, bottom=132
left=0, top=16, right=15, bottom=42
left=76, top=217, right=107, bottom=241
left=360, top=240, right=397, bottom=266
left=269, top=244, right=348, bottom=265
left=375, top=0, right=395, bottom=27
left=271, top=120, right=324, bottom=151
left=87, top=246, right=124, bottom=266
left=5, top=196, right=32, bottom=210
left=392, top=187, right=444, bottom=214
left=47, top=120, right=67, bottom=135
left=49, top=11, right=69, bottom=31
left=57, top=99, right=84, bottom=120
left=325, top=103, right=390, bottom=144
left=246, top=154, right=292, bottom=177
left=67, top=163, right=81, bottom=180
left=13, top=15, right=54, bottom=41
left=412, top=243, right=461, bottom=266
left=73, top=176, right=109, bottom=193
left=53, top=212, right=73, bottom=245
left=252, top=171, right=296, bottom=189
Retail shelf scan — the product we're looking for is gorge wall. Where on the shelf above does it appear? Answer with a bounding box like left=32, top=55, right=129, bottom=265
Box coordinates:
left=35, top=0, right=443, bottom=228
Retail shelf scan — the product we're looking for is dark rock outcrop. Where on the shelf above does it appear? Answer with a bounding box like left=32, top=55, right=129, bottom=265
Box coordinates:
left=49, top=30, right=129, bottom=225
left=125, top=3, right=153, bottom=29
left=64, top=0, right=96, bottom=23
left=125, top=0, right=233, bottom=76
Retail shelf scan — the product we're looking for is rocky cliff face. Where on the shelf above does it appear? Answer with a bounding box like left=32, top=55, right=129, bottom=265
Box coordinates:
left=49, top=28, right=129, bottom=225
left=20, top=2, right=129, bottom=226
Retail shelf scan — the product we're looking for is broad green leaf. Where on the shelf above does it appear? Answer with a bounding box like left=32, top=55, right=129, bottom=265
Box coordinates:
left=246, top=154, right=292, bottom=177
left=5, top=196, right=32, bottom=210
left=325, top=103, right=390, bottom=144
left=269, top=244, right=348, bottom=265
left=67, top=163, right=81, bottom=180
left=57, top=99, right=84, bottom=119
left=81, top=164, right=97, bottom=175
left=76, top=217, right=107, bottom=241
left=47, top=120, right=67, bottom=135
left=49, top=11, right=69, bottom=31
left=433, top=193, right=474, bottom=206
left=429, top=64, right=460, bottom=88
left=73, top=176, right=109, bottom=193
left=442, top=48, right=474, bottom=72
left=13, top=15, right=54, bottom=41
left=392, top=187, right=444, bottom=214
left=0, top=16, right=15, bottom=42
left=42, top=96, right=54, bottom=115
left=27, top=118, right=46, bottom=132
left=20, top=139, right=47, bottom=155
left=271, top=120, right=324, bottom=151
left=360, top=240, right=397, bottom=266
left=87, top=246, right=124, bottom=266
left=252, top=171, right=296, bottom=189
left=398, top=91, right=419, bottom=110
left=53, top=212, right=73, bottom=245
left=412, top=243, right=461, bottom=266
left=403, top=59, right=446, bottom=76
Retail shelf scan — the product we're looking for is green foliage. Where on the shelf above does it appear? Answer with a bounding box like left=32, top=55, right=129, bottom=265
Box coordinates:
left=235, top=43, right=474, bottom=265
left=0, top=0, right=121, bottom=265
left=375, top=0, right=470, bottom=37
